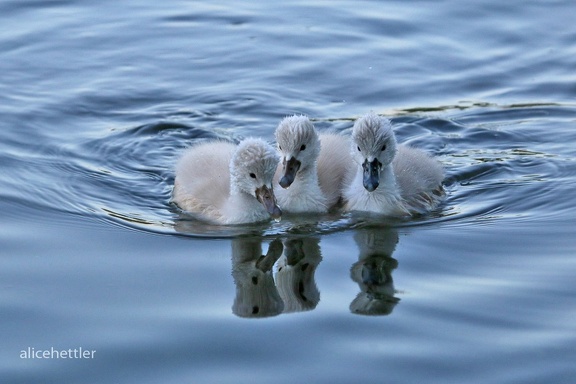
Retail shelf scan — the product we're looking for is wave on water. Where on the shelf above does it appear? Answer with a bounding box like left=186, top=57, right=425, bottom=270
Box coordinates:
left=10, top=103, right=574, bottom=238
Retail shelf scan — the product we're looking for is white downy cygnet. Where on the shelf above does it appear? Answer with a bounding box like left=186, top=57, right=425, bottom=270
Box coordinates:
left=274, top=115, right=352, bottom=213
left=343, top=113, right=444, bottom=217
left=173, top=138, right=282, bottom=224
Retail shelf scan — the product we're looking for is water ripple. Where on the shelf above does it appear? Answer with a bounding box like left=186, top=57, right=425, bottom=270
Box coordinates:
left=4, top=104, right=573, bottom=238
left=5, top=103, right=562, bottom=238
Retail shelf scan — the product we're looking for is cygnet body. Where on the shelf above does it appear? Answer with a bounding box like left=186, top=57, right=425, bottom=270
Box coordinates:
left=173, top=138, right=282, bottom=224
left=274, top=115, right=352, bottom=213
left=343, top=113, right=444, bottom=217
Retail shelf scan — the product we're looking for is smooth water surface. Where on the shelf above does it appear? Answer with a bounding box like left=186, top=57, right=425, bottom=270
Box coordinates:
left=1, top=1, right=575, bottom=383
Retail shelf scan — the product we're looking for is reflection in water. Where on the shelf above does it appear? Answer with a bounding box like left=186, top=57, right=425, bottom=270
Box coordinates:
left=231, top=238, right=284, bottom=318
left=227, top=228, right=401, bottom=318
left=276, top=237, right=322, bottom=313
left=350, top=227, right=400, bottom=316
left=230, top=236, right=322, bottom=318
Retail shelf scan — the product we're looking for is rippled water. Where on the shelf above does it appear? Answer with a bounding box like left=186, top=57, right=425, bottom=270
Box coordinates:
left=2, top=1, right=576, bottom=383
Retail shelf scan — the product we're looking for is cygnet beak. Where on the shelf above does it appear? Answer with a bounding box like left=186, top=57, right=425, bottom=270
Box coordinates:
left=362, top=158, right=382, bottom=192
left=255, top=238, right=283, bottom=272
left=279, top=157, right=301, bottom=189
left=256, top=185, right=282, bottom=220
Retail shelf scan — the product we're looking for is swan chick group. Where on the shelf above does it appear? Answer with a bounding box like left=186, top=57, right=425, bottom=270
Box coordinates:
left=173, top=113, right=444, bottom=224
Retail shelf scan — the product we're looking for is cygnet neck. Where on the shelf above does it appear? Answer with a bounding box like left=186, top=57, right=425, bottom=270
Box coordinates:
left=377, top=163, right=400, bottom=194
left=295, top=161, right=319, bottom=183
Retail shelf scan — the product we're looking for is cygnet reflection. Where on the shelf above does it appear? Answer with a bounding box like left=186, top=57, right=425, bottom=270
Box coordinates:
left=350, top=227, right=400, bottom=316
left=231, top=238, right=284, bottom=318
left=276, top=237, right=322, bottom=313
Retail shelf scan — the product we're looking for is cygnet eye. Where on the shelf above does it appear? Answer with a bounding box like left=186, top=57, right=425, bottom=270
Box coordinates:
left=249, top=173, right=256, bottom=179
left=278, top=145, right=282, bottom=151
left=381, top=144, right=387, bottom=151
left=300, top=144, right=306, bottom=151
left=357, top=146, right=361, bottom=152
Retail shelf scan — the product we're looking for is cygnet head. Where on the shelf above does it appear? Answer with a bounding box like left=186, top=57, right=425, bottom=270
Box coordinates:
left=275, top=115, right=321, bottom=188
left=230, top=138, right=282, bottom=220
left=351, top=113, right=398, bottom=192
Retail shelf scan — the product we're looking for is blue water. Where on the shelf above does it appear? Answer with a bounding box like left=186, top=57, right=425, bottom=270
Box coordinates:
left=1, top=1, right=576, bottom=383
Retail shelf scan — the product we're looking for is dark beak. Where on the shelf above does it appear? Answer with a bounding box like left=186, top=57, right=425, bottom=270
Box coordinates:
left=256, top=185, right=282, bottom=220
left=362, top=159, right=381, bottom=192
left=279, top=157, right=301, bottom=189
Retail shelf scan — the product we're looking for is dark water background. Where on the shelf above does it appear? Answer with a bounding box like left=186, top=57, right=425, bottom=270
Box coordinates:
left=1, top=1, right=575, bottom=383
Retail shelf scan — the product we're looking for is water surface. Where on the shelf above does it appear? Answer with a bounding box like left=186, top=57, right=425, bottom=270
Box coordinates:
left=1, top=1, right=575, bottom=383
